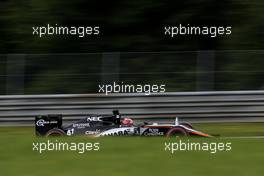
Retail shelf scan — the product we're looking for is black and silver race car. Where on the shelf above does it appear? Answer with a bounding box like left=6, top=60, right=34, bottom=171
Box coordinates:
left=35, top=110, right=211, bottom=137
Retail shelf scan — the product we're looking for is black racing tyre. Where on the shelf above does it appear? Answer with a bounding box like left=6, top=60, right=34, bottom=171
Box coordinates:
left=45, top=128, right=66, bottom=137
left=180, top=122, right=194, bottom=129
left=166, top=127, right=188, bottom=137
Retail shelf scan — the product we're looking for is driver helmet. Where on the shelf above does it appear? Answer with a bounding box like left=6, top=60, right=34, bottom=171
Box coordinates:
left=121, top=118, right=134, bottom=126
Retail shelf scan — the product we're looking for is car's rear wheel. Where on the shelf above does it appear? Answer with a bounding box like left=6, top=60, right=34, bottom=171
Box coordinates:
left=180, top=122, right=194, bottom=129
left=166, top=127, right=188, bottom=137
left=45, top=128, right=65, bottom=137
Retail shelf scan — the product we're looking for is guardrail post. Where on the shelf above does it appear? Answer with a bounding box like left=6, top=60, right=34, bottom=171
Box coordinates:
left=6, top=54, right=25, bottom=94
left=196, top=50, right=215, bottom=91
left=0, top=55, right=6, bottom=94
left=101, top=52, right=120, bottom=84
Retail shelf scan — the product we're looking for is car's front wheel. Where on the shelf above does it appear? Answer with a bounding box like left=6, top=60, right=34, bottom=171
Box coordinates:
left=180, top=122, right=194, bottom=129
left=166, top=127, right=188, bottom=137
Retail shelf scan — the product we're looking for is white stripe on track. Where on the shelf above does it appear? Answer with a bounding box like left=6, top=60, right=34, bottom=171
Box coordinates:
left=221, top=136, right=264, bottom=139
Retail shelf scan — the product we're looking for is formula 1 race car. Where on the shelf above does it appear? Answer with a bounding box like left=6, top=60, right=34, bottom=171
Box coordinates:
left=35, top=110, right=212, bottom=137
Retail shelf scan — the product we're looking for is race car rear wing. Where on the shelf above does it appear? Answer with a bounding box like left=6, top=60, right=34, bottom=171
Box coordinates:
left=35, top=115, right=62, bottom=136
left=35, top=110, right=121, bottom=136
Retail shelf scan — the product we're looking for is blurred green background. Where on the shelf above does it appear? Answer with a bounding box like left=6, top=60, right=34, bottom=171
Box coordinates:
left=1, top=51, right=264, bottom=94
left=0, top=1, right=264, bottom=94
left=0, top=0, right=263, bottom=53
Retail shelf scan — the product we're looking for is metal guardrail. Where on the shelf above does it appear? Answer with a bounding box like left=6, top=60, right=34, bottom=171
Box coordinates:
left=1, top=91, right=264, bottom=126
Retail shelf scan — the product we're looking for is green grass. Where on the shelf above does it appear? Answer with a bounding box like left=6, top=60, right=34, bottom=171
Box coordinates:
left=195, top=122, right=264, bottom=137
left=0, top=123, right=264, bottom=176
